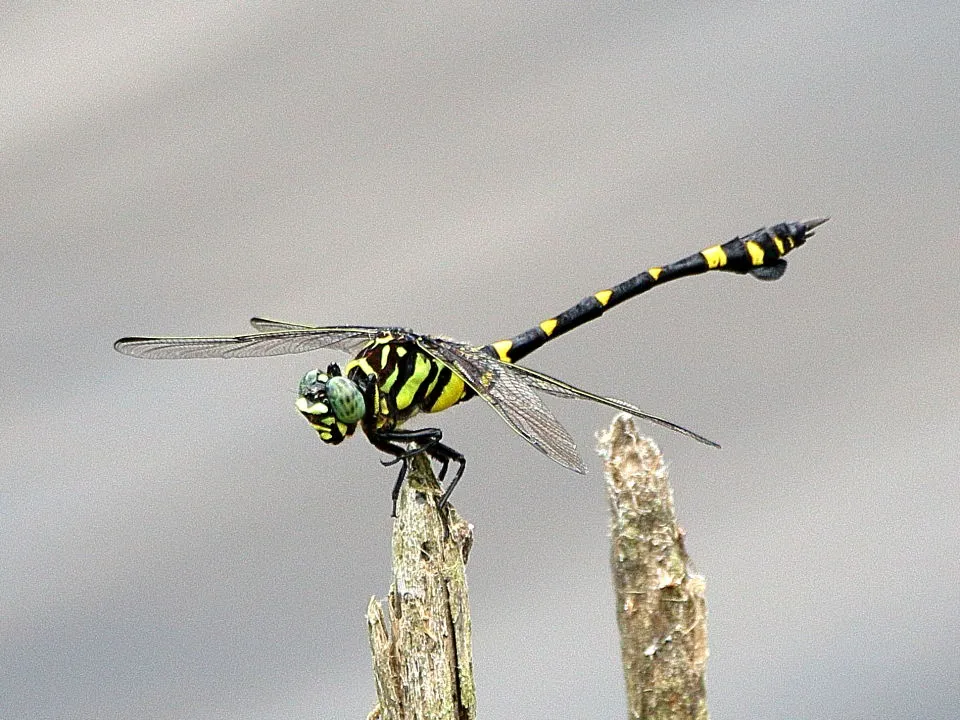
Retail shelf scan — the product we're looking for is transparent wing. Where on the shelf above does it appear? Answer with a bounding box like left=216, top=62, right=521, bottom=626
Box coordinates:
left=418, top=336, right=719, bottom=471
left=416, top=337, right=586, bottom=473
left=491, top=360, right=720, bottom=448
left=114, top=323, right=381, bottom=360
left=249, top=317, right=322, bottom=332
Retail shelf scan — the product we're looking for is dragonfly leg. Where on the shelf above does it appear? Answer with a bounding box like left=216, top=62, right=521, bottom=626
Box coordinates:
left=376, top=428, right=442, bottom=466
left=372, top=428, right=465, bottom=512
left=368, top=435, right=410, bottom=517
left=389, top=461, right=408, bottom=518
left=429, top=442, right=465, bottom=508
left=374, top=428, right=446, bottom=516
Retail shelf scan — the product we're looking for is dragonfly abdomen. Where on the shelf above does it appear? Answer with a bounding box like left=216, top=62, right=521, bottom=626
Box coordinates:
left=486, top=218, right=826, bottom=364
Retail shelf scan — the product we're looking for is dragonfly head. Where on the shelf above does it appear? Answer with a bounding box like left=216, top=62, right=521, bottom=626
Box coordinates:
left=295, top=365, right=365, bottom=444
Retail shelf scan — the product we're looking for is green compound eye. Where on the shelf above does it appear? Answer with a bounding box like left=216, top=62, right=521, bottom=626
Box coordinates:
left=298, top=369, right=328, bottom=399
left=325, top=375, right=365, bottom=424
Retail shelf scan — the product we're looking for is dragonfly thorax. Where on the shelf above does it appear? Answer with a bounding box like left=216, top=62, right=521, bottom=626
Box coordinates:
left=295, top=365, right=365, bottom=445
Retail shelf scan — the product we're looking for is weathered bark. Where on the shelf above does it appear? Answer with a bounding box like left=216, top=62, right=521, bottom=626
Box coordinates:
left=598, top=415, right=709, bottom=720
left=367, top=454, right=475, bottom=720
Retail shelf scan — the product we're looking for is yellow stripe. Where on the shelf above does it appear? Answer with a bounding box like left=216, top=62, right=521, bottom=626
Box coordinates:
left=701, top=245, right=727, bottom=269
left=428, top=373, right=466, bottom=413
left=380, top=364, right=400, bottom=393
left=594, top=289, right=612, bottom=306
left=539, top=318, right=558, bottom=336
left=648, top=267, right=662, bottom=281
left=772, top=235, right=785, bottom=255
left=296, top=397, right=328, bottom=415
left=346, top=357, right=376, bottom=378
left=492, top=340, right=513, bottom=363
left=395, top=353, right=432, bottom=410
left=395, top=346, right=407, bottom=357
left=380, top=344, right=391, bottom=367
left=745, top=240, right=766, bottom=266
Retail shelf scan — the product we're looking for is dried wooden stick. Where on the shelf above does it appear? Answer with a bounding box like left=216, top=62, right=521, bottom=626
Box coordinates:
left=598, top=414, right=709, bottom=720
left=366, top=454, right=476, bottom=720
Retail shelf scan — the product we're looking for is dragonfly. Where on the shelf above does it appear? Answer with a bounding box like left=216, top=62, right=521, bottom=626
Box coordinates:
left=115, top=218, right=827, bottom=514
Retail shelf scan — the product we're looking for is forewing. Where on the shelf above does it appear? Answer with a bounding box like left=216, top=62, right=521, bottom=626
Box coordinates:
left=249, top=317, right=321, bottom=332
left=114, top=325, right=380, bottom=360
left=416, top=337, right=586, bottom=473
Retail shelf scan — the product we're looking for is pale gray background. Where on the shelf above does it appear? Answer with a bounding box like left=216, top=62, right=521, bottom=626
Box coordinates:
left=3, top=3, right=959, bottom=719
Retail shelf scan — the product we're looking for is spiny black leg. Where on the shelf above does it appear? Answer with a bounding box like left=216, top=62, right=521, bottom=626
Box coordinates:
left=379, top=443, right=429, bottom=467
left=435, top=454, right=450, bottom=484
left=377, top=428, right=442, bottom=466
left=383, top=432, right=466, bottom=507
left=372, top=428, right=447, bottom=516
left=428, top=442, right=466, bottom=508
left=369, top=434, right=413, bottom=517
left=389, top=459, right=408, bottom=518
left=371, top=428, right=466, bottom=513
left=379, top=428, right=443, bottom=444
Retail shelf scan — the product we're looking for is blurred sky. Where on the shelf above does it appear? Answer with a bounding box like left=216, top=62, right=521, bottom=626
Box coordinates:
left=2, top=2, right=959, bottom=719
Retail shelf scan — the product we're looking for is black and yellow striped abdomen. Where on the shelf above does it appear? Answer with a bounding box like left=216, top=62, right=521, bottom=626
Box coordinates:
left=487, top=219, right=825, bottom=364
left=345, top=334, right=470, bottom=429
